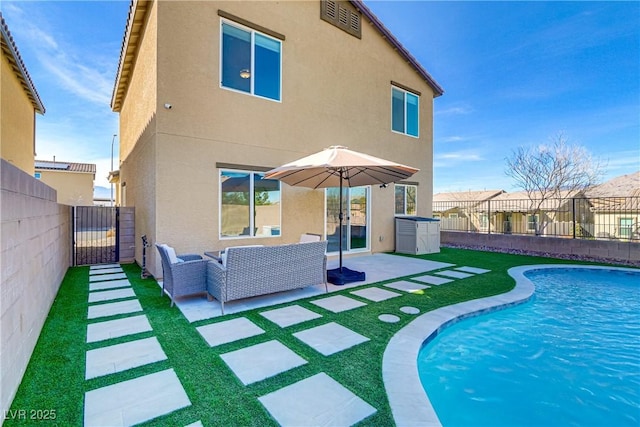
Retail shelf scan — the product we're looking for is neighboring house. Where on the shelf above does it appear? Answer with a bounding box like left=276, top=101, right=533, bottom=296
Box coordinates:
left=110, top=0, right=443, bottom=277
left=586, top=171, right=640, bottom=240
left=490, top=189, right=586, bottom=236
left=34, top=160, right=96, bottom=206
left=433, top=190, right=505, bottom=232
left=0, top=13, right=45, bottom=175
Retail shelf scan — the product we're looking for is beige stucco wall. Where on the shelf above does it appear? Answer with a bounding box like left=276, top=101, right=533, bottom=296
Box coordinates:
left=0, top=159, right=71, bottom=415
left=1, top=54, right=36, bottom=175
left=37, top=170, right=95, bottom=206
left=119, top=1, right=437, bottom=277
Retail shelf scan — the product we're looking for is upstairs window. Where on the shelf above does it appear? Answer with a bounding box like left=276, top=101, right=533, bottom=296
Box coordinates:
left=395, top=184, right=417, bottom=216
left=391, top=86, right=419, bottom=137
left=221, top=21, right=282, bottom=101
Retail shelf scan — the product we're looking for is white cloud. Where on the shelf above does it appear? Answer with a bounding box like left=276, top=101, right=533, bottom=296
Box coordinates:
left=5, top=4, right=114, bottom=106
left=436, top=104, right=474, bottom=116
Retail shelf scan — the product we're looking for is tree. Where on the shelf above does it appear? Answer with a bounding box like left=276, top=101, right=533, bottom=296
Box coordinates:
left=505, top=133, right=603, bottom=235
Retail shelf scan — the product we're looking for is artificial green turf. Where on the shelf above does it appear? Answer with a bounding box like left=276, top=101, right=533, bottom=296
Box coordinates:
left=5, top=248, right=612, bottom=426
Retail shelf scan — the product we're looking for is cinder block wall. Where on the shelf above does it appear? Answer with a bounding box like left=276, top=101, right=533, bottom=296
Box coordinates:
left=1, top=160, right=71, bottom=415
left=441, top=231, right=640, bottom=265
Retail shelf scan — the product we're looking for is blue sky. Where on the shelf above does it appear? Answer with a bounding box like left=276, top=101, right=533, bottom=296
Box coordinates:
left=2, top=1, right=638, bottom=194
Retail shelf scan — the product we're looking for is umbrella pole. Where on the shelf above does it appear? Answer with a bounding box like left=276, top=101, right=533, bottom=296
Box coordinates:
left=338, top=172, right=344, bottom=272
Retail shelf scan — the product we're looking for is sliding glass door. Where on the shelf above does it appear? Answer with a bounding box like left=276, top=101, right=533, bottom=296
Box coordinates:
left=325, top=186, right=369, bottom=254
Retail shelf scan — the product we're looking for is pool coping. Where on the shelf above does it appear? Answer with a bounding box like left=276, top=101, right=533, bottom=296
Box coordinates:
left=382, top=264, right=640, bottom=426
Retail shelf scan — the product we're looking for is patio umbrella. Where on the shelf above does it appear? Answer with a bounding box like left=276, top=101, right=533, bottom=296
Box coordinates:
left=265, top=145, right=419, bottom=285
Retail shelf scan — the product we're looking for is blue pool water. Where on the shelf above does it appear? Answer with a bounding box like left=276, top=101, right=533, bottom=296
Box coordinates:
left=418, top=267, right=640, bottom=427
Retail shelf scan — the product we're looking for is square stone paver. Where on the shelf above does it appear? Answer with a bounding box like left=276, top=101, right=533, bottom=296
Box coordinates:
left=434, top=270, right=474, bottom=279
left=89, top=288, right=136, bottom=303
left=293, top=322, right=369, bottom=356
left=258, top=372, right=376, bottom=426
left=196, top=317, right=264, bottom=347
left=456, top=266, right=491, bottom=274
left=411, top=274, right=453, bottom=286
left=384, top=280, right=432, bottom=292
left=89, top=279, right=131, bottom=291
left=310, top=295, right=367, bottom=313
left=84, top=368, right=190, bottom=426
left=89, top=272, right=128, bottom=282
left=89, top=267, right=123, bottom=276
left=90, top=264, right=121, bottom=270
left=87, top=300, right=143, bottom=320
left=87, top=315, right=153, bottom=343
left=220, top=340, right=307, bottom=385
left=259, top=305, right=322, bottom=328
left=350, top=287, right=402, bottom=302
left=86, top=337, right=167, bottom=379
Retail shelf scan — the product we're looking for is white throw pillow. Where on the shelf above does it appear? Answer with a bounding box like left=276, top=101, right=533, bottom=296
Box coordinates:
left=164, top=244, right=180, bottom=264
left=221, top=245, right=263, bottom=267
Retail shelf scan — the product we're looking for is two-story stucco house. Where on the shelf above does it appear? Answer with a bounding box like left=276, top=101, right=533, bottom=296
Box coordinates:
left=111, top=0, right=443, bottom=278
left=34, top=159, right=97, bottom=206
left=1, top=13, right=45, bottom=175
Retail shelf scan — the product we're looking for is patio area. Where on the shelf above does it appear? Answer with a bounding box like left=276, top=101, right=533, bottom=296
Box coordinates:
left=4, top=248, right=600, bottom=426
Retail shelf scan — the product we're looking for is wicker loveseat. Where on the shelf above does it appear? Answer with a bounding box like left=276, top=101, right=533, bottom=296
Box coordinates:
left=206, top=240, right=328, bottom=314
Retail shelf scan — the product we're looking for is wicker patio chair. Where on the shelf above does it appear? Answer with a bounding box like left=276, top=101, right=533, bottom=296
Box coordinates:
left=156, top=243, right=208, bottom=307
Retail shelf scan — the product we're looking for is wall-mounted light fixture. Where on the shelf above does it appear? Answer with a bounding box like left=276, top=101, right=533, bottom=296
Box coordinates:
left=239, top=69, right=251, bottom=79
left=379, top=183, right=388, bottom=188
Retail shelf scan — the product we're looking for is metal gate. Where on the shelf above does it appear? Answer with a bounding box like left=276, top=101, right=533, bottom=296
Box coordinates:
left=72, top=206, right=119, bottom=266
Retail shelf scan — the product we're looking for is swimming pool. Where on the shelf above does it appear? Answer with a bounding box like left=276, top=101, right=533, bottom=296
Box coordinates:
left=417, top=266, right=640, bottom=426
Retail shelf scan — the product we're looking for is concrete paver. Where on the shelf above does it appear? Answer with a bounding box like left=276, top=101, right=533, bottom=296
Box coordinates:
left=434, top=270, right=474, bottom=279
left=258, top=372, right=376, bottom=426
left=89, top=279, right=131, bottom=291
left=87, top=300, right=143, bottom=320
left=310, top=295, right=367, bottom=313
left=89, top=272, right=128, bottom=282
left=87, top=315, right=153, bottom=343
left=350, top=287, right=402, bottom=302
left=456, top=266, right=491, bottom=274
left=85, top=337, right=167, bottom=379
left=88, top=288, right=136, bottom=303
left=411, top=274, right=453, bottom=286
left=84, top=369, right=190, bottom=426
left=89, top=267, right=124, bottom=276
left=259, top=305, right=322, bottom=328
left=90, top=264, right=121, bottom=270
left=220, top=340, right=307, bottom=385
left=196, top=317, right=264, bottom=347
left=293, top=322, right=369, bottom=356
left=384, top=280, right=432, bottom=292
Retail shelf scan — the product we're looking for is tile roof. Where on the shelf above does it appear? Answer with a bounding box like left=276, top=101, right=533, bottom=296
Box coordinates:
left=35, top=160, right=96, bottom=174
left=586, top=171, right=640, bottom=198
left=0, top=12, right=45, bottom=114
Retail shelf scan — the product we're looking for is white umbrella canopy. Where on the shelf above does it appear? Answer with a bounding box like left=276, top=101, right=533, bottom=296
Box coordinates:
left=264, top=145, right=419, bottom=189
left=265, top=146, right=419, bottom=285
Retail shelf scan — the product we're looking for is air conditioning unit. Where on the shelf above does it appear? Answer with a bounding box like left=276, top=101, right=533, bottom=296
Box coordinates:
left=395, top=217, right=440, bottom=255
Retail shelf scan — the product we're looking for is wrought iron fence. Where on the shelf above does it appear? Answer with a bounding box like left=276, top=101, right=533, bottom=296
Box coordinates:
left=433, top=196, right=640, bottom=241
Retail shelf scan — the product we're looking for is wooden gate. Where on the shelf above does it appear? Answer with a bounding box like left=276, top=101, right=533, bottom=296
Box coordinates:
left=72, top=207, right=135, bottom=266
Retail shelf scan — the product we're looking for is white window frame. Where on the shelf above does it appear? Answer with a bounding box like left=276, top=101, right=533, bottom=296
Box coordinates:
left=394, top=183, right=417, bottom=216
left=391, top=86, right=419, bottom=138
left=480, top=213, right=489, bottom=230
left=219, top=19, right=282, bottom=102
left=219, top=169, right=282, bottom=240
left=619, top=217, right=633, bottom=238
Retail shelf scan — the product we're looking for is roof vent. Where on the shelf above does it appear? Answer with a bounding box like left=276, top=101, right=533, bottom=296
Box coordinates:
left=321, top=0, right=361, bottom=39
